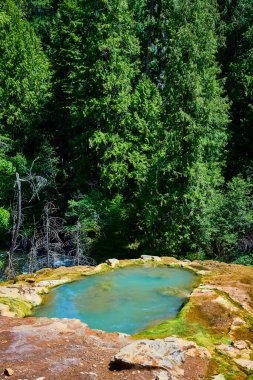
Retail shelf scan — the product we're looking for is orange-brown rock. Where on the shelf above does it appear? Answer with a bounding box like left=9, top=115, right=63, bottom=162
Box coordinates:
left=0, top=316, right=154, bottom=380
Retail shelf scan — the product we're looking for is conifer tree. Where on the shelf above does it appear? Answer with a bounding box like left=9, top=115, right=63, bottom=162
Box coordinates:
left=26, top=0, right=59, bottom=46
left=51, top=0, right=163, bottom=194
left=0, top=0, right=52, bottom=243
left=220, top=0, right=253, bottom=176
left=142, top=0, right=229, bottom=256
left=0, top=0, right=51, bottom=145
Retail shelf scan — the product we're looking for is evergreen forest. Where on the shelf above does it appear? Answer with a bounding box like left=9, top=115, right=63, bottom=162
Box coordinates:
left=0, top=0, right=253, bottom=276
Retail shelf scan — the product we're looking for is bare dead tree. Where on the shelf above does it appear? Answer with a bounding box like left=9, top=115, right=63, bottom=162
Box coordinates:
left=45, top=202, right=64, bottom=267
left=1, top=160, right=48, bottom=278
left=27, top=230, right=39, bottom=274
left=25, top=158, right=48, bottom=202
left=25, top=213, right=96, bottom=273
left=36, top=201, right=66, bottom=269
left=23, top=202, right=65, bottom=273
left=72, top=221, right=83, bottom=266
left=67, top=220, right=96, bottom=266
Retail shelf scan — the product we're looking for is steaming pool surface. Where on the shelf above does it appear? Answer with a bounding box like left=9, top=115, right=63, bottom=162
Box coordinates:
left=33, top=266, right=197, bottom=334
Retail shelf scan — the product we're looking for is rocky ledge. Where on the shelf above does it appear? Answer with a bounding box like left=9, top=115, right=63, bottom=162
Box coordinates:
left=0, top=256, right=253, bottom=379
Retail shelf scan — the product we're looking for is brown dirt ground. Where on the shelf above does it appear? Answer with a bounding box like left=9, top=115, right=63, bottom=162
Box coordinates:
left=0, top=316, right=154, bottom=380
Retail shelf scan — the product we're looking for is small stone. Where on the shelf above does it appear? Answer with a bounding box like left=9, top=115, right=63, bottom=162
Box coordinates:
left=140, top=255, right=161, bottom=262
left=231, top=317, right=246, bottom=330
left=105, top=259, right=119, bottom=268
left=234, top=359, right=253, bottom=371
left=232, top=340, right=248, bottom=350
left=4, top=368, right=14, bottom=376
left=154, top=370, right=169, bottom=380
left=212, top=375, right=225, bottom=380
left=35, top=377, right=45, bottom=380
left=26, top=278, right=36, bottom=283
left=233, top=317, right=245, bottom=326
left=80, top=373, right=97, bottom=378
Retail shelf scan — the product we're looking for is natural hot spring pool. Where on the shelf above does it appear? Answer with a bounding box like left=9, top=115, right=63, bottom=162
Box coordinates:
left=33, top=266, right=197, bottom=334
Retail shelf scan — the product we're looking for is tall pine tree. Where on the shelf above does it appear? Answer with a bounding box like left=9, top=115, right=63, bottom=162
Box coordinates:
left=219, top=0, right=253, bottom=176
left=0, top=0, right=51, bottom=230
left=51, top=0, right=163, bottom=194
left=0, top=0, right=51, bottom=145
left=141, top=0, right=229, bottom=256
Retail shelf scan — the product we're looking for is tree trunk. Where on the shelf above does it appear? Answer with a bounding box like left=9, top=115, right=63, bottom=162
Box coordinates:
left=45, top=203, right=50, bottom=268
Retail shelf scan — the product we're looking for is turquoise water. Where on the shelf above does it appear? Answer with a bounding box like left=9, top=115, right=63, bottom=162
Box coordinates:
left=33, top=266, right=197, bottom=334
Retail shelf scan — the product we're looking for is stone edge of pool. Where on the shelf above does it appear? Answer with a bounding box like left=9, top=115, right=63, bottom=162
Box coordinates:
left=0, top=256, right=200, bottom=319
left=0, top=256, right=253, bottom=378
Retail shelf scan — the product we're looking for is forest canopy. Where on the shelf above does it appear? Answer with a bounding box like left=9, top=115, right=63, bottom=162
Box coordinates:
left=0, top=0, right=252, bottom=275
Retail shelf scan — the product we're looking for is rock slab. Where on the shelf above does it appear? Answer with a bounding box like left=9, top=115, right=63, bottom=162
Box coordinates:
left=111, top=337, right=211, bottom=380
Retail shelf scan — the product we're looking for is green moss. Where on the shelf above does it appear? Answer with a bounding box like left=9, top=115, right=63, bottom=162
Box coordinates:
left=0, top=297, right=33, bottom=317
left=213, top=357, right=247, bottom=380
left=134, top=301, right=216, bottom=348
left=136, top=318, right=213, bottom=347
left=118, top=259, right=145, bottom=268
left=85, top=263, right=111, bottom=275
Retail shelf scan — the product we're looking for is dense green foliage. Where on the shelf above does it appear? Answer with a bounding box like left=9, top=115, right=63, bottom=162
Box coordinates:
left=0, top=0, right=51, bottom=139
left=219, top=0, right=253, bottom=176
left=0, top=0, right=252, bottom=270
left=139, top=0, right=229, bottom=256
left=0, top=0, right=51, bottom=233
